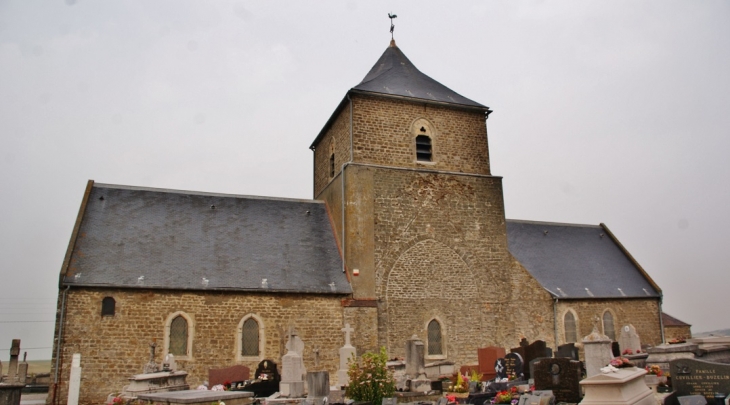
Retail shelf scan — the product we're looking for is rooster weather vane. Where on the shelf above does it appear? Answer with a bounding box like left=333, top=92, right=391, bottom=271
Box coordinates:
left=389, top=13, right=397, bottom=40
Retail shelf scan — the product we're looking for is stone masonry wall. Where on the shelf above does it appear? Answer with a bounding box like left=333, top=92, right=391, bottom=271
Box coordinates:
left=50, top=289, right=345, bottom=405
left=350, top=95, right=491, bottom=176
left=314, top=105, right=350, bottom=198
left=370, top=168, right=513, bottom=366
left=503, top=257, right=556, bottom=349
left=556, top=298, right=663, bottom=349
left=664, top=325, right=692, bottom=341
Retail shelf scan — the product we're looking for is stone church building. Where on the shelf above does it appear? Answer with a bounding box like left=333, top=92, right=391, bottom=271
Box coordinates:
left=50, top=40, right=677, bottom=405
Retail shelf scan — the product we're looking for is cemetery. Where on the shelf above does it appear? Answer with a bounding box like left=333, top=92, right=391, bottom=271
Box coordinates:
left=8, top=321, right=730, bottom=405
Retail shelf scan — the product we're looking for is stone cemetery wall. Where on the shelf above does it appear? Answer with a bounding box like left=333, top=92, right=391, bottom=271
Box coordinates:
left=670, top=358, right=730, bottom=401
left=51, top=289, right=344, bottom=405
left=556, top=298, right=662, bottom=351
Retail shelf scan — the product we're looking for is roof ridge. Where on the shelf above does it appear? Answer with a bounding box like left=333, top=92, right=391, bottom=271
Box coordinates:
left=93, top=182, right=324, bottom=204
left=506, top=218, right=601, bottom=228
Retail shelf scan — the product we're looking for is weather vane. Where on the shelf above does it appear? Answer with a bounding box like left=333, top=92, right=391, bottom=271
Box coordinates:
left=388, top=13, right=397, bottom=40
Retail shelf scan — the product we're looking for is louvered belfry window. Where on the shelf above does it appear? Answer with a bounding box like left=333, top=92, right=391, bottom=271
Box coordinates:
left=416, top=135, right=432, bottom=162
left=564, top=312, right=577, bottom=343
left=427, top=319, right=443, bottom=355
left=241, top=318, right=259, bottom=356
left=169, top=315, right=188, bottom=356
left=603, top=311, right=616, bottom=340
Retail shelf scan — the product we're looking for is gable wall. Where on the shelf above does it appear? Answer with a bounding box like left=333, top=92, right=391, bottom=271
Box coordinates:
left=50, top=289, right=345, bottom=405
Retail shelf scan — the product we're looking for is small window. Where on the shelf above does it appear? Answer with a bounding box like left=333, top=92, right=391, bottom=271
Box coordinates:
left=603, top=311, right=616, bottom=340
left=101, top=297, right=115, bottom=317
left=427, top=319, right=442, bottom=355
left=564, top=311, right=577, bottom=343
left=329, top=153, right=335, bottom=178
left=416, top=135, right=432, bottom=162
left=241, top=318, right=260, bottom=356
left=169, top=315, right=189, bottom=356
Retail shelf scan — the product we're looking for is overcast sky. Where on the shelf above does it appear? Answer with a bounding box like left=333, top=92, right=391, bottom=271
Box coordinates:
left=1, top=1, right=729, bottom=360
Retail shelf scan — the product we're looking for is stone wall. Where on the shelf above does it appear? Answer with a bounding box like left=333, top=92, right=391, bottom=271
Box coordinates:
left=556, top=298, right=663, bottom=349
left=664, top=325, right=692, bottom=341
left=49, top=289, right=345, bottom=405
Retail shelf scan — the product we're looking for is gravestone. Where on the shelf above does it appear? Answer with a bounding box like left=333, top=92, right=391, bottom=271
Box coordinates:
left=285, top=327, right=306, bottom=380
left=517, top=393, right=553, bottom=405
left=670, top=358, right=730, bottom=402
left=529, top=358, right=552, bottom=383
left=504, top=352, right=524, bottom=380
left=523, top=340, right=549, bottom=380
left=612, top=341, right=621, bottom=357
left=532, top=358, right=582, bottom=404
left=280, top=346, right=304, bottom=397
left=678, top=395, right=708, bottom=405
left=7, top=340, right=20, bottom=383
left=618, top=324, right=641, bottom=355
left=555, top=343, right=578, bottom=360
left=144, top=342, right=159, bottom=374
left=405, top=335, right=430, bottom=392
left=478, top=347, right=506, bottom=381
left=337, top=324, right=356, bottom=387
left=306, top=371, right=329, bottom=405
left=494, top=358, right=507, bottom=381
left=582, top=326, right=613, bottom=378
left=209, top=365, right=250, bottom=388
left=579, top=367, right=653, bottom=405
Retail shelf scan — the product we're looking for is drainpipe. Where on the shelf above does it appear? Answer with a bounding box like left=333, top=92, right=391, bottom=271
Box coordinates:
left=553, top=297, right=559, bottom=348
left=340, top=94, right=353, bottom=274
left=53, top=285, right=71, bottom=405
left=658, top=295, right=666, bottom=344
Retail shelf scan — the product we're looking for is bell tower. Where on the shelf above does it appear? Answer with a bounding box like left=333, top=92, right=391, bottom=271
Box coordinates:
left=310, top=41, right=515, bottom=363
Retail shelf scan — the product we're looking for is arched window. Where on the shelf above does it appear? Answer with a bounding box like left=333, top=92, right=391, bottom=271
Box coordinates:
left=416, top=135, right=432, bottom=162
left=169, top=316, right=188, bottom=356
left=242, top=318, right=260, bottom=356
left=237, top=314, right=265, bottom=361
left=427, top=319, right=443, bottom=356
left=101, top=297, right=115, bottom=317
left=164, top=311, right=193, bottom=360
left=564, top=311, right=577, bottom=343
left=329, top=153, right=335, bottom=178
left=603, top=311, right=616, bottom=340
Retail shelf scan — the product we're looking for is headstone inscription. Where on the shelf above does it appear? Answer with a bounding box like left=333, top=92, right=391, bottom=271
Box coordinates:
left=478, top=347, right=506, bottom=381
left=504, top=352, right=524, bottom=380
left=618, top=324, right=641, bottom=355
left=532, top=358, right=582, bottom=404
left=555, top=343, right=578, bottom=360
left=677, top=395, right=708, bottom=405
left=670, top=358, right=730, bottom=402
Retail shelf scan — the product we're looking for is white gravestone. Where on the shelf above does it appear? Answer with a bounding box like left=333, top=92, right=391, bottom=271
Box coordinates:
left=280, top=327, right=305, bottom=397
left=618, top=324, right=641, bottom=354
left=582, top=326, right=614, bottom=378
left=338, top=324, right=356, bottom=387
left=67, top=353, right=82, bottom=405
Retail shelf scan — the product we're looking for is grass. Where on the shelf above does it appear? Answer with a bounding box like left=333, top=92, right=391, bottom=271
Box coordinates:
left=26, top=360, right=52, bottom=375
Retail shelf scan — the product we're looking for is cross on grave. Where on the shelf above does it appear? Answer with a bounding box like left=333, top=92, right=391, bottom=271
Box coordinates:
left=342, top=323, right=354, bottom=347
left=144, top=342, right=158, bottom=374
left=314, top=347, right=320, bottom=368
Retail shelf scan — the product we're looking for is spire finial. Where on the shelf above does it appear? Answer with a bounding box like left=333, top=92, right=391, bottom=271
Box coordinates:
left=388, top=13, right=397, bottom=41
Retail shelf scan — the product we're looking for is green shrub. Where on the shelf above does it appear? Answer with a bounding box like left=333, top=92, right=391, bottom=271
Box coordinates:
left=345, top=347, right=396, bottom=405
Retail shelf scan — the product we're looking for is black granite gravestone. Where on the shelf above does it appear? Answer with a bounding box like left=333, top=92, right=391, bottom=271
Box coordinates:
left=670, top=358, right=730, bottom=402
left=505, top=352, right=524, bottom=380
left=235, top=359, right=280, bottom=397
left=533, top=358, right=582, bottom=404
left=555, top=343, right=578, bottom=360
left=523, top=340, right=549, bottom=379
left=494, top=358, right=507, bottom=380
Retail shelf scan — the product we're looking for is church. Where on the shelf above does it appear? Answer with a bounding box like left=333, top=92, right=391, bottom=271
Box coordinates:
left=49, top=40, right=678, bottom=405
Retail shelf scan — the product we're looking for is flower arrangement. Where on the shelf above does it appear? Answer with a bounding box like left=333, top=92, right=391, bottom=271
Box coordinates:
left=609, top=357, right=635, bottom=368
left=622, top=349, right=633, bottom=355
left=469, top=369, right=483, bottom=383
left=668, top=337, right=686, bottom=344
left=210, top=384, right=227, bottom=391
left=451, top=373, right=468, bottom=393
left=490, top=387, right=518, bottom=404
left=345, top=347, right=396, bottom=405
left=109, top=395, right=124, bottom=405
left=645, top=365, right=663, bottom=377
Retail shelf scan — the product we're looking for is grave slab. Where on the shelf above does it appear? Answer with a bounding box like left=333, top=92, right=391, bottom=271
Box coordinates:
left=137, top=389, right=254, bottom=405
left=579, top=367, right=654, bottom=405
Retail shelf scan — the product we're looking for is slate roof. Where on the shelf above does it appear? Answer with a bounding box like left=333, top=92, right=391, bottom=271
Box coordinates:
left=311, top=41, right=489, bottom=149
left=662, top=312, right=691, bottom=327
left=352, top=41, right=488, bottom=109
left=506, top=220, right=661, bottom=299
left=61, top=182, right=351, bottom=295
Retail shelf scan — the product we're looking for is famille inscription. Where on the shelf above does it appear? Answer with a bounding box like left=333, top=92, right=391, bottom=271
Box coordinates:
left=670, top=358, right=730, bottom=400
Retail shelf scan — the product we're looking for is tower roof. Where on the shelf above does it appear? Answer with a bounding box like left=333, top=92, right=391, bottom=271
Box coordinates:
left=352, top=41, right=488, bottom=109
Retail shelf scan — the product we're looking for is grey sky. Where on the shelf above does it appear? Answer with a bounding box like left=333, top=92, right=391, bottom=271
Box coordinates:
left=1, top=1, right=728, bottom=360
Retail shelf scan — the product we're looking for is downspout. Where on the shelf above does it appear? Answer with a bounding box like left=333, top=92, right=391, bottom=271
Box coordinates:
left=341, top=94, right=353, bottom=274
left=658, top=294, right=665, bottom=344
left=553, top=297, right=559, bottom=348
left=53, top=285, right=71, bottom=405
